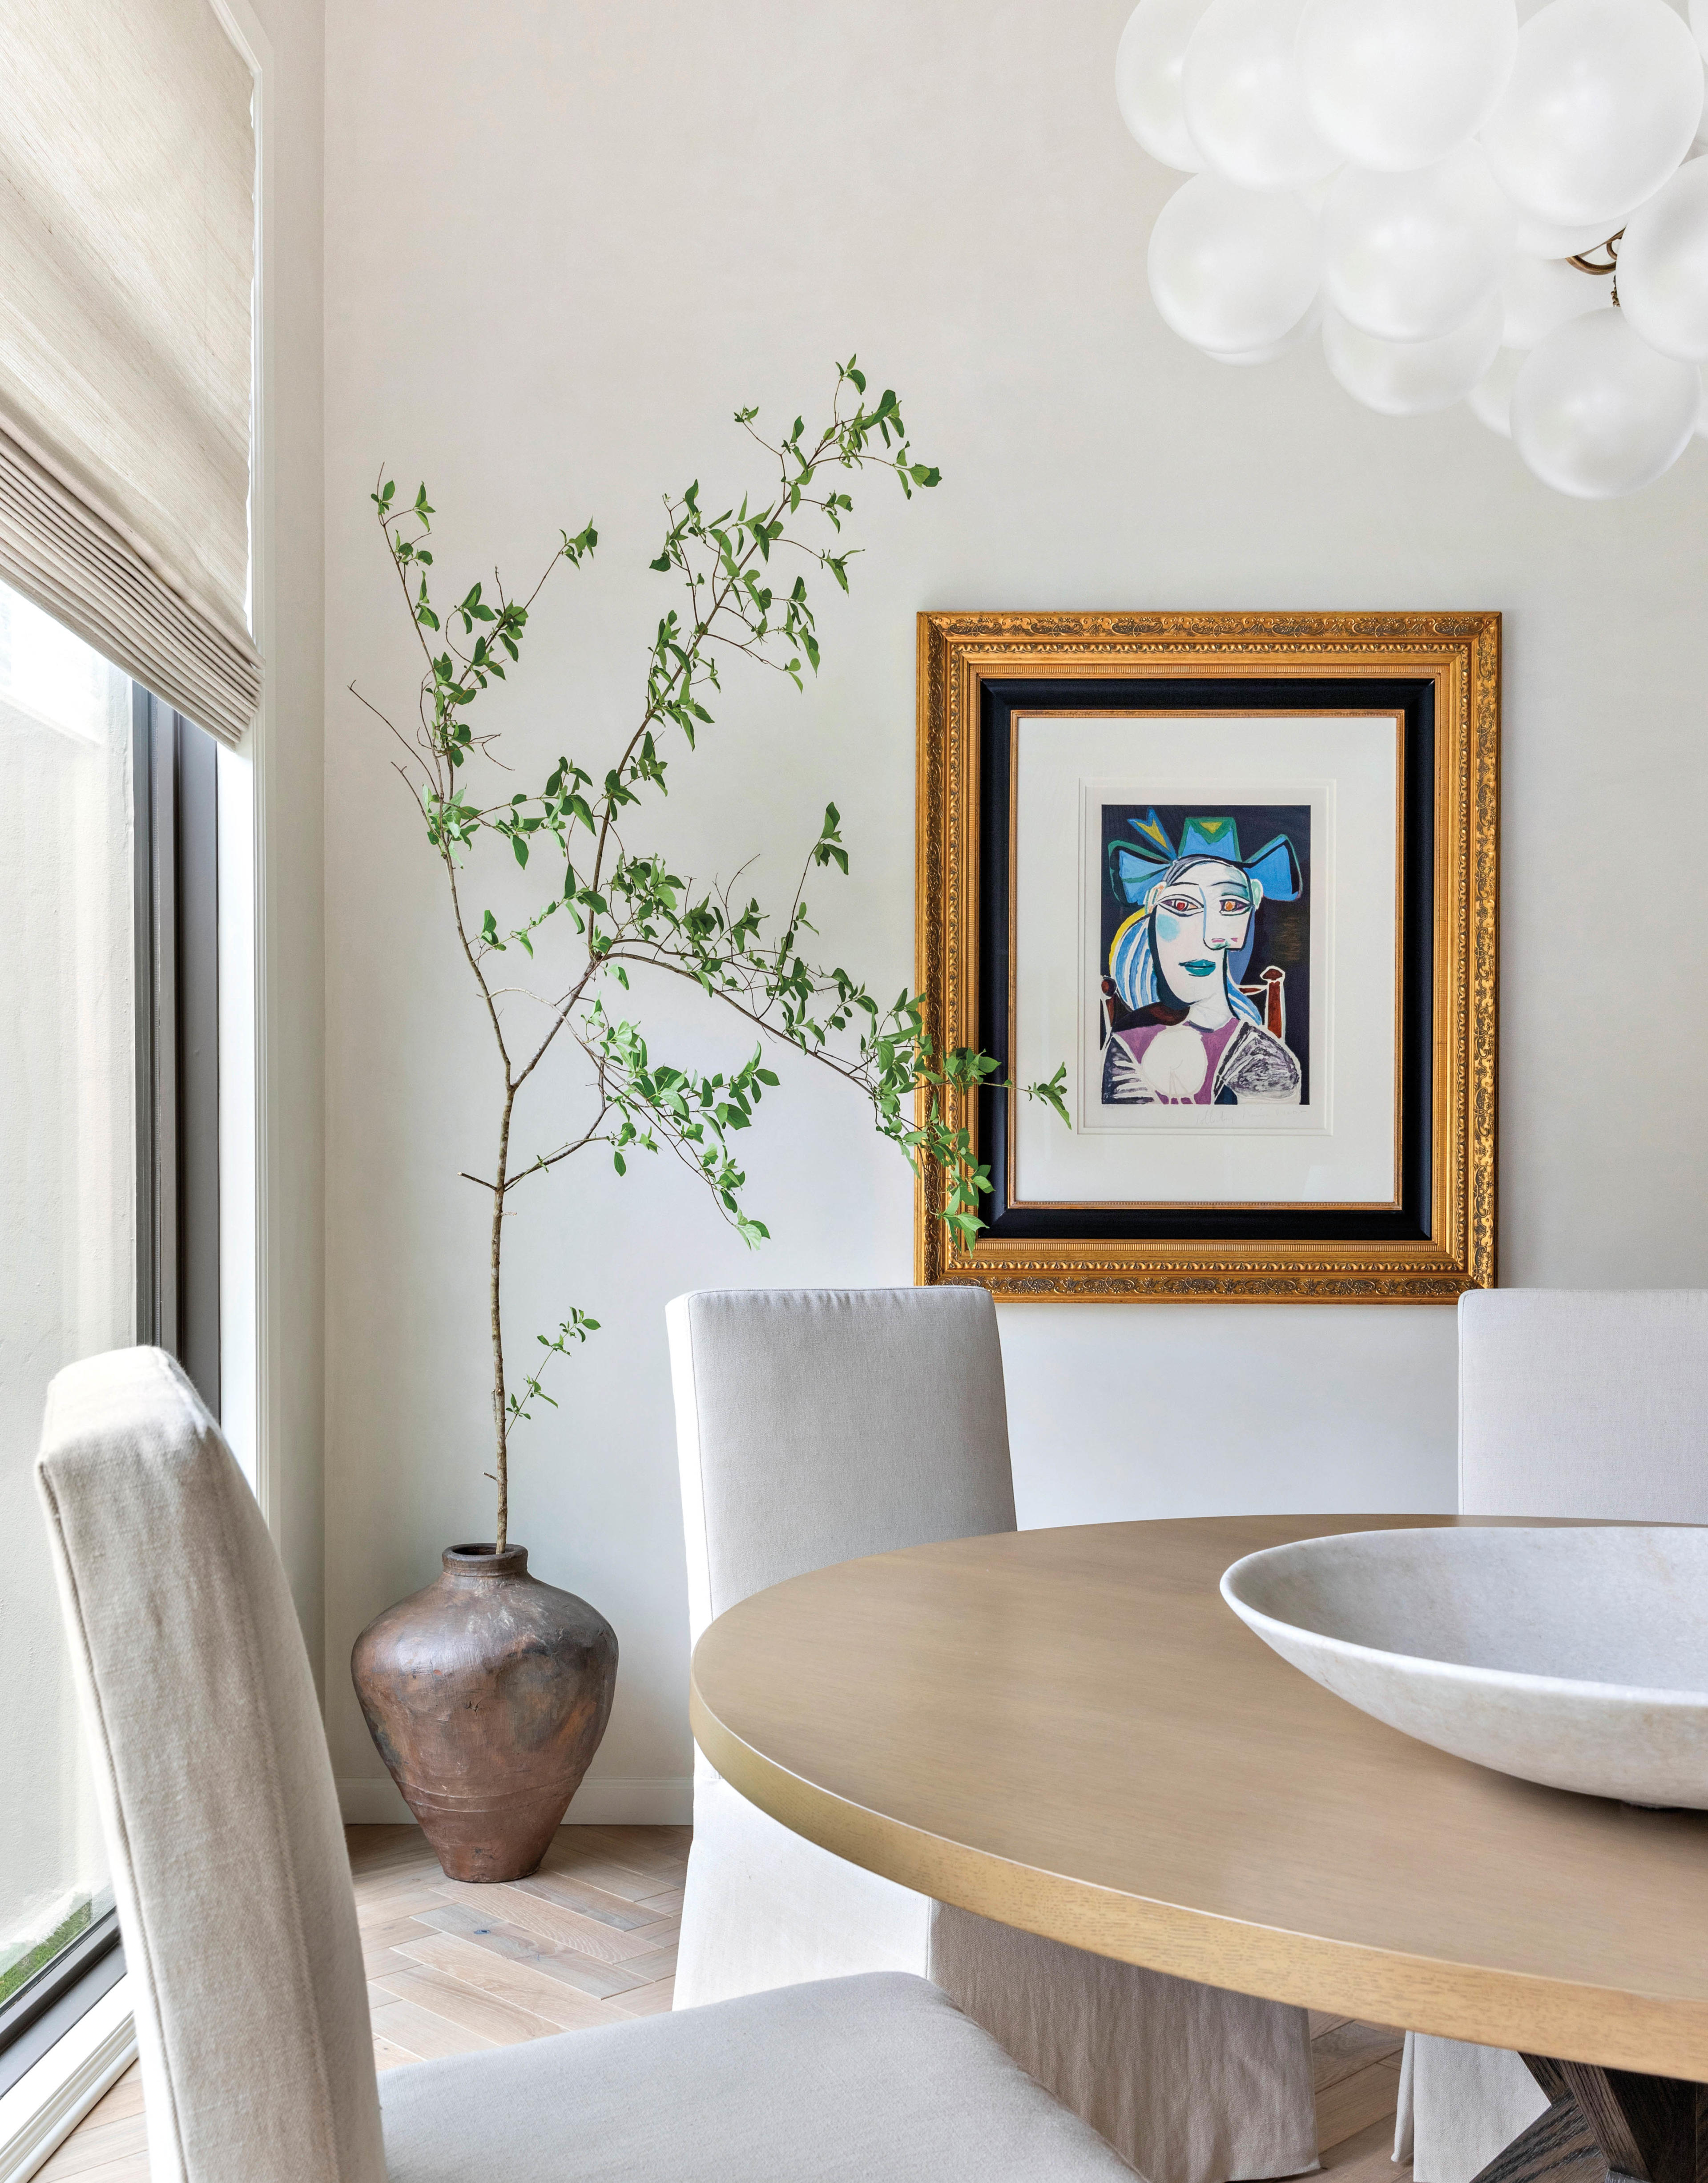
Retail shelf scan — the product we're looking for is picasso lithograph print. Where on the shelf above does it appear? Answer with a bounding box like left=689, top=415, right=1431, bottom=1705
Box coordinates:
left=914, top=612, right=1499, bottom=1302
left=1100, top=805, right=1309, bottom=1111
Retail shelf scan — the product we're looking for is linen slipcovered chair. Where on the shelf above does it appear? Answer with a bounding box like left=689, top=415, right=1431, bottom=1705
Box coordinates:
left=667, top=1285, right=1320, bottom=2183
left=34, top=1344, right=1147, bottom=2183
left=1395, top=1289, right=1708, bottom=2183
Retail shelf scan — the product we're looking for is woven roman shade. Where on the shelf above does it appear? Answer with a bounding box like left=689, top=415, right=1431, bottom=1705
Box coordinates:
left=0, top=0, right=260, bottom=746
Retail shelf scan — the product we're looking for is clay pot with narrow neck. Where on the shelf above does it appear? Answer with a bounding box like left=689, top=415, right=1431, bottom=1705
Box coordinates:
left=351, top=1544, right=617, bottom=1883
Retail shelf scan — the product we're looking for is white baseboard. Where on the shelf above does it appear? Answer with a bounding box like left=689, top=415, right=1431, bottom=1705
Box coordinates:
left=337, top=1775, right=415, bottom=1824
left=0, top=1977, right=135, bottom=2183
left=337, top=1775, right=693, bottom=1827
left=564, top=1776, right=694, bottom=1825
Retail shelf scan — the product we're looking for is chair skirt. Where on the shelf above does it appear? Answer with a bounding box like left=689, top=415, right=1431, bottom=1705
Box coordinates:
left=676, top=1778, right=1319, bottom=2183
left=1394, top=2034, right=1547, bottom=2183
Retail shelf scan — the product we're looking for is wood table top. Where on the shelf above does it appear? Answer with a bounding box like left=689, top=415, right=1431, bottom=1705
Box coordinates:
left=690, top=1515, right=1708, bottom=2080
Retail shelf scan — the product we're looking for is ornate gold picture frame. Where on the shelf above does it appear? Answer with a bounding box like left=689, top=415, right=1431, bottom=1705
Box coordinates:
left=914, top=611, right=1499, bottom=1302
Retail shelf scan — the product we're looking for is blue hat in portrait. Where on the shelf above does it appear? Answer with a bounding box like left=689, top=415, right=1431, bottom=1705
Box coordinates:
left=1108, top=811, right=1303, bottom=1021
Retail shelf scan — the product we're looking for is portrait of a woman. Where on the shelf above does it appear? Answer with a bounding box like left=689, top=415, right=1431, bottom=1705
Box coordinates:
left=1101, top=811, right=1304, bottom=1108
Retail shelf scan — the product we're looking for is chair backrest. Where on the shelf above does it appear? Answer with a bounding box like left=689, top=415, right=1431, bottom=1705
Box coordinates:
left=1458, top=1289, right=1708, bottom=1520
left=35, top=1348, right=385, bottom=2183
left=667, top=1286, right=1017, bottom=1646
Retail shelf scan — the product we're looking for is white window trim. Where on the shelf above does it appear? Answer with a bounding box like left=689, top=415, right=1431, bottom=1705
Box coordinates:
left=4, top=10, right=271, bottom=2173
left=208, top=0, right=271, bottom=1528
left=0, top=1978, right=134, bottom=2183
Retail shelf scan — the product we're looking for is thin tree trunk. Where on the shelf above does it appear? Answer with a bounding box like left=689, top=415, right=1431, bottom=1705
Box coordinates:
left=491, top=1085, right=515, bottom=1552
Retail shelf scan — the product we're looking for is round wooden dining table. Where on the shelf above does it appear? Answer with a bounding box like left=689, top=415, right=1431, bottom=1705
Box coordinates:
left=689, top=1514, right=1708, bottom=2096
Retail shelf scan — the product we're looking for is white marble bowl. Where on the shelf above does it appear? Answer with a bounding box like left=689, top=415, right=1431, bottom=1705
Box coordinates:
left=1221, top=1525, right=1708, bottom=1807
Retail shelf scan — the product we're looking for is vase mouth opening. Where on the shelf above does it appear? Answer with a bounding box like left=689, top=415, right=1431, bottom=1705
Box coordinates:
left=443, top=1542, right=529, bottom=1576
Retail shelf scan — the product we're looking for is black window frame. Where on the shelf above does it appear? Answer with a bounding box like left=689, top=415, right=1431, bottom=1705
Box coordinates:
left=134, top=688, right=222, bottom=1412
left=0, top=686, right=221, bottom=2089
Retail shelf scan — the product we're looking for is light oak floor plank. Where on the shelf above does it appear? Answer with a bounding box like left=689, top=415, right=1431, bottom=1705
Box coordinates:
left=367, top=1961, right=560, bottom=2045
left=368, top=1993, right=500, bottom=2060
left=528, top=1847, right=681, bottom=1904
left=456, top=1879, right=667, bottom=1964
left=603, top=1975, right=677, bottom=2018
left=392, top=1933, right=613, bottom=2031
left=82, top=2072, right=144, bottom=2124
left=363, top=1944, right=427, bottom=1980
left=42, top=1824, right=1406, bottom=2182
left=33, top=2109, right=149, bottom=2181
left=34, top=2159, right=155, bottom=2183
left=355, top=1880, right=456, bottom=1923
left=504, top=1867, right=667, bottom=1930
left=568, top=1825, right=690, bottom=1881
left=609, top=1941, right=678, bottom=1984
left=411, top=1904, right=653, bottom=1999
left=1316, top=2056, right=1405, bottom=2152
left=635, top=1883, right=686, bottom=1915
left=1322, top=2110, right=1411, bottom=2183
left=1313, top=2018, right=1405, bottom=2092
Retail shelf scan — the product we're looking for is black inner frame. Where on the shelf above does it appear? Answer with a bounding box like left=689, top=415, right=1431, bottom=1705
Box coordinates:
left=133, top=687, right=222, bottom=1411
left=975, top=675, right=1436, bottom=1245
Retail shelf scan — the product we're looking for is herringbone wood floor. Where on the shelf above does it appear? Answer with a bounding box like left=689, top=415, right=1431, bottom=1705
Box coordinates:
left=36, top=1825, right=1405, bottom=2182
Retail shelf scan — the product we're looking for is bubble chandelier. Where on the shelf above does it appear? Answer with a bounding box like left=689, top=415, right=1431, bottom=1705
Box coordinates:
left=1118, top=0, right=1708, bottom=497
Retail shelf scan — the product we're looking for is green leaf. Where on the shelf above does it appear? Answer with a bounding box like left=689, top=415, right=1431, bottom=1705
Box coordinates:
left=366, top=359, right=965, bottom=1265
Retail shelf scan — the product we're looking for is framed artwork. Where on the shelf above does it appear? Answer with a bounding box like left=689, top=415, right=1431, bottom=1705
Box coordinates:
left=914, top=611, right=1499, bottom=1302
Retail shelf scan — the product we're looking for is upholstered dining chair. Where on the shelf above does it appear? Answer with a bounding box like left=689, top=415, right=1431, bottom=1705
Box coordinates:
left=1396, top=1288, right=1708, bottom=2183
left=34, top=1344, right=1147, bottom=2183
left=667, top=1285, right=1319, bottom=2183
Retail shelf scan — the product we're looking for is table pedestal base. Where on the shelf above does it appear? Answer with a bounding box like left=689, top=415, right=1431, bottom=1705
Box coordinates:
left=1474, top=2058, right=1706, bottom=2183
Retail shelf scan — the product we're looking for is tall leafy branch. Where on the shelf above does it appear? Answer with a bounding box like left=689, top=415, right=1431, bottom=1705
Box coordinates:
left=353, top=359, right=1068, bottom=1551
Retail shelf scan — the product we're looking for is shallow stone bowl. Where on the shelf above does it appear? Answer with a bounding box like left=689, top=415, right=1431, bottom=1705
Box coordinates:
left=1221, top=1525, right=1708, bottom=1808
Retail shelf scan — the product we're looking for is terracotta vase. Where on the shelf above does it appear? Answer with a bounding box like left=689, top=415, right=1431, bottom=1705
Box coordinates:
left=351, top=1544, right=618, bottom=1882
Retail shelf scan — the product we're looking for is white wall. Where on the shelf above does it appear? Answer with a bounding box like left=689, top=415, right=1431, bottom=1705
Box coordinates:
left=250, top=0, right=327, bottom=1690
left=322, top=0, right=1708, bottom=1817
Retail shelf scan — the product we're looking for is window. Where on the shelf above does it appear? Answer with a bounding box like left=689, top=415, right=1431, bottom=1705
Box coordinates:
left=0, top=580, right=219, bottom=2089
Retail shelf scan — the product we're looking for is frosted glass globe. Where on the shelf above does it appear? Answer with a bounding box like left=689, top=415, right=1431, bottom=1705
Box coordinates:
left=1297, top=0, right=1518, bottom=171
left=1467, top=347, right=1527, bottom=435
left=1512, top=207, right=1631, bottom=257
left=1322, top=148, right=1516, bottom=342
left=1692, top=0, right=1708, bottom=62
left=1482, top=0, right=1704, bottom=229
left=1697, top=371, right=1708, bottom=438
left=1205, top=298, right=1325, bottom=362
left=1148, top=174, right=1321, bottom=351
left=1297, top=169, right=1341, bottom=216
left=1619, top=157, right=1708, bottom=361
left=1117, top=0, right=1214, bottom=171
left=1500, top=254, right=1612, bottom=347
left=1323, top=294, right=1504, bottom=412
left=1182, top=0, right=1338, bottom=190
left=1511, top=309, right=1700, bottom=494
